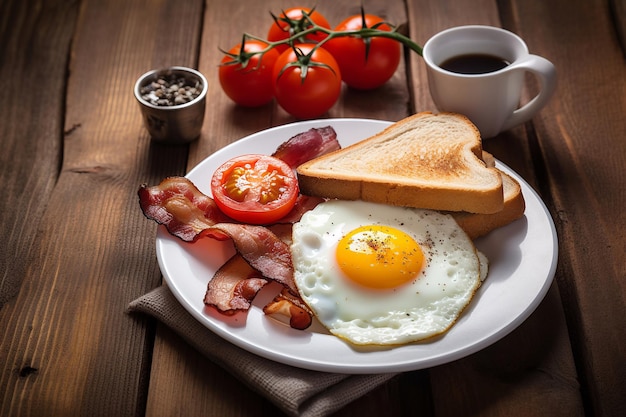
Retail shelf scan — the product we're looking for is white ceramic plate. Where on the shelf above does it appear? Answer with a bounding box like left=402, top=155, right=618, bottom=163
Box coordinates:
left=156, top=119, right=558, bottom=374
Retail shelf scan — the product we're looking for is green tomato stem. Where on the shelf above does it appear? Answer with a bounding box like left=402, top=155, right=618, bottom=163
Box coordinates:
left=237, top=19, right=423, bottom=63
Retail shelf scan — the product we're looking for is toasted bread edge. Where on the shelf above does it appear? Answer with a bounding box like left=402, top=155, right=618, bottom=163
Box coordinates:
left=297, top=112, right=504, bottom=214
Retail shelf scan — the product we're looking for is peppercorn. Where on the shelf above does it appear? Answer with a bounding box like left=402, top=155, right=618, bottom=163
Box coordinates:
left=139, top=74, right=203, bottom=106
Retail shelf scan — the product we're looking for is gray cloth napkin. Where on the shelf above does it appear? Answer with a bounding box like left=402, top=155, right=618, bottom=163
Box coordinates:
left=127, top=285, right=398, bottom=417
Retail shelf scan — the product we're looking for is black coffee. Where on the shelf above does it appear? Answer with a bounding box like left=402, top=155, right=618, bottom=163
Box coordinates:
left=440, top=54, right=509, bottom=74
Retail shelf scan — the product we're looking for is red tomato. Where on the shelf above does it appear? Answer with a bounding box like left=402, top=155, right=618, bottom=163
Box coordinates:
left=219, top=40, right=280, bottom=107
left=273, top=44, right=342, bottom=119
left=324, top=14, right=401, bottom=90
left=267, top=7, right=331, bottom=53
left=210, top=154, right=299, bottom=224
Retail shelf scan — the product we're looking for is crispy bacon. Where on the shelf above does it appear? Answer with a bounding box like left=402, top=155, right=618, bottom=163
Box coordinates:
left=203, top=222, right=314, bottom=327
left=272, top=126, right=340, bottom=168
left=204, top=254, right=268, bottom=314
left=204, top=223, right=297, bottom=293
left=267, top=223, right=294, bottom=244
left=140, top=127, right=339, bottom=329
left=263, top=288, right=313, bottom=330
left=138, top=177, right=231, bottom=242
left=139, top=178, right=323, bottom=242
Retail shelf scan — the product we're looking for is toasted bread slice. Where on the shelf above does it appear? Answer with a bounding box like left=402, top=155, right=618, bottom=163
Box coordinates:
left=297, top=112, right=504, bottom=214
left=452, top=169, right=525, bottom=239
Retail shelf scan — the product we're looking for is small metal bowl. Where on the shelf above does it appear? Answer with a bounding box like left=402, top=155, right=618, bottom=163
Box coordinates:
left=134, top=66, right=207, bottom=144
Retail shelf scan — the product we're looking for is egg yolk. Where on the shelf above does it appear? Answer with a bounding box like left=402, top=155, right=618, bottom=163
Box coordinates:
left=336, top=225, right=424, bottom=289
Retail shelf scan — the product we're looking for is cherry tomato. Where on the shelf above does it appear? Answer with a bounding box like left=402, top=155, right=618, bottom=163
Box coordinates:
left=210, top=154, right=299, bottom=224
left=273, top=44, right=341, bottom=119
left=219, top=40, right=280, bottom=107
left=324, top=14, right=401, bottom=90
left=267, top=7, right=331, bottom=53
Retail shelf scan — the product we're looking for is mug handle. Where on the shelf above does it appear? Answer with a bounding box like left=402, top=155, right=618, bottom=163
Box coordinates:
left=501, top=55, right=557, bottom=132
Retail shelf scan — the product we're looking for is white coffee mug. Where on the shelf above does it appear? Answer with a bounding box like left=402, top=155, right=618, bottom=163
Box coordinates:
left=423, top=25, right=557, bottom=138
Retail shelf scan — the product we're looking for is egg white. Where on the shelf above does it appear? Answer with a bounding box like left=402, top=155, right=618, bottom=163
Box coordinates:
left=291, top=200, right=486, bottom=346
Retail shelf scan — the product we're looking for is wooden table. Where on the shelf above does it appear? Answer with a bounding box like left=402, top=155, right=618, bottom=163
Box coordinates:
left=1, top=0, right=624, bottom=415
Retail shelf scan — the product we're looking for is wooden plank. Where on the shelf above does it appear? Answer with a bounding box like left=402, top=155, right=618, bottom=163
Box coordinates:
left=406, top=0, right=587, bottom=415
left=610, top=0, right=626, bottom=51
left=0, top=0, right=79, bottom=414
left=144, top=0, right=425, bottom=416
left=0, top=0, right=75, bottom=308
left=505, top=0, right=626, bottom=415
left=0, top=0, right=203, bottom=415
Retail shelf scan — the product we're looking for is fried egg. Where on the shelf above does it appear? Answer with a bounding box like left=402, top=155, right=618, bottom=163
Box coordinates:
left=291, top=200, right=486, bottom=345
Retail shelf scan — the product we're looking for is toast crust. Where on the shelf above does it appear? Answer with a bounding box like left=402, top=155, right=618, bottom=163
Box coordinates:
left=297, top=112, right=504, bottom=214
left=452, top=170, right=526, bottom=239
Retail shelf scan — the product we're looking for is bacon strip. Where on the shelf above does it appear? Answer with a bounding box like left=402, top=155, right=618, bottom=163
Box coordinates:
left=139, top=178, right=323, bottom=243
left=272, top=126, right=340, bottom=168
left=204, top=223, right=297, bottom=293
left=204, top=222, right=314, bottom=328
left=139, top=127, right=339, bottom=329
left=138, top=177, right=231, bottom=242
left=204, top=254, right=268, bottom=314
left=267, top=223, right=294, bottom=244
left=263, top=288, right=313, bottom=330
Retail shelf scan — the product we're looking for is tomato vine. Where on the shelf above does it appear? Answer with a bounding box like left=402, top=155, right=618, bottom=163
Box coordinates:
left=222, top=7, right=423, bottom=74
